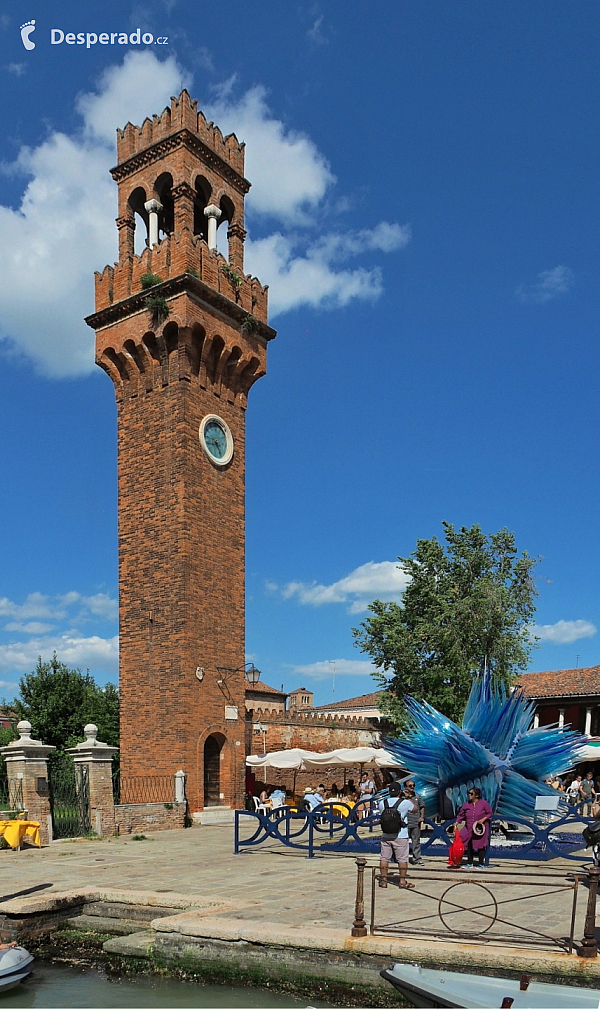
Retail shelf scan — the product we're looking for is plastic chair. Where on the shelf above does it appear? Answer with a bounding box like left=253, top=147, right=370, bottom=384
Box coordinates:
left=251, top=796, right=270, bottom=816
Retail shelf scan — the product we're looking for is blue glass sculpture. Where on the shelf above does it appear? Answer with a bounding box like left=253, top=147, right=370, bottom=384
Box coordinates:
left=383, top=669, right=586, bottom=820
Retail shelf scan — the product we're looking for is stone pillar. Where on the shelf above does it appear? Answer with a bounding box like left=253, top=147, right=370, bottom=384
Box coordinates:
left=533, top=710, right=540, bottom=729
left=144, top=199, right=163, bottom=249
left=559, top=708, right=565, bottom=729
left=172, top=182, right=195, bottom=234
left=204, top=204, right=222, bottom=250
left=66, top=725, right=119, bottom=838
left=174, top=770, right=186, bottom=804
left=585, top=707, right=593, bottom=736
left=116, top=216, right=135, bottom=259
left=227, top=222, right=246, bottom=273
left=0, top=721, right=55, bottom=845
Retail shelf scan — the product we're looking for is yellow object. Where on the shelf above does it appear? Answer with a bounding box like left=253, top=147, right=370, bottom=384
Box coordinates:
left=0, top=819, right=41, bottom=849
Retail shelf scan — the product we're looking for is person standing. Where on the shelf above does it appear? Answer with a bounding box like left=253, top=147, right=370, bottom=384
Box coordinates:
left=455, top=787, right=493, bottom=869
left=378, top=783, right=414, bottom=888
left=358, top=771, right=375, bottom=819
left=567, top=775, right=583, bottom=807
left=404, top=779, right=425, bottom=865
left=581, top=772, right=597, bottom=816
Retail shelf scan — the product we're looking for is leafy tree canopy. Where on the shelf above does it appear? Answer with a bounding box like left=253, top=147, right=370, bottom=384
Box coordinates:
left=352, top=523, right=538, bottom=726
left=13, top=653, right=119, bottom=750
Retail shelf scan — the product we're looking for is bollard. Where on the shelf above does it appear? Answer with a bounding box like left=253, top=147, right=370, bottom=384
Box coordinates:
left=579, top=865, right=600, bottom=957
left=352, top=857, right=368, bottom=937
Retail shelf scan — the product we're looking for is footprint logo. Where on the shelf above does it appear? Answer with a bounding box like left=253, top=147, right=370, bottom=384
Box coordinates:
left=20, top=20, right=35, bottom=50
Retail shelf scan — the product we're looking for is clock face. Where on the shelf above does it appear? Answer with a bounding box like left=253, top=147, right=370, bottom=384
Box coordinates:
left=199, top=414, right=234, bottom=467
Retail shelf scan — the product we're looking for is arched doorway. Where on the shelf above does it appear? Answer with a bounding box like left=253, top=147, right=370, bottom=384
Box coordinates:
left=204, top=734, right=224, bottom=805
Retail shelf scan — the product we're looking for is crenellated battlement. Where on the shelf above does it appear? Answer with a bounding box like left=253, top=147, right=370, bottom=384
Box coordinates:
left=116, top=90, right=245, bottom=178
left=94, top=232, right=268, bottom=321
left=251, top=708, right=375, bottom=727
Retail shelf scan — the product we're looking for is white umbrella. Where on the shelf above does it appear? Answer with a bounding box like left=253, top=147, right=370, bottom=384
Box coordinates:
left=246, top=748, right=314, bottom=770
left=302, top=746, right=404, bottom=769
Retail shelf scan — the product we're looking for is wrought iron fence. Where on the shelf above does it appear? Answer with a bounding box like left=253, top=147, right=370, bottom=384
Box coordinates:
left=0, top=777, right=24, bottom=813
left=49, top=762, right=91, bottom=839
left=363, top=862, right=581, bottom=952
left=116, top=775, right=174, bottom=804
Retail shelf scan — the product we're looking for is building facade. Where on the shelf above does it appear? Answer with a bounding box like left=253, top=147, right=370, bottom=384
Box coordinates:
left=517, top=666, right=600, bottom=737
left=86, top=90, right=275, bottom=816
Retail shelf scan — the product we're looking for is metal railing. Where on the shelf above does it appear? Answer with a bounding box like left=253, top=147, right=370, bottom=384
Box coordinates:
left=116, top=774, right=175, bottom=805
left=0, top=778, right=24, bottom=813
left=352, top=858, right=600, bottom=957
left=235, top=798, right=599, bottom=861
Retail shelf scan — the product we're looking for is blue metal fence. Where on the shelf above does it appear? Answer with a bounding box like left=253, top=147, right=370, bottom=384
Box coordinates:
left=234, top=799, right=596, bottom=861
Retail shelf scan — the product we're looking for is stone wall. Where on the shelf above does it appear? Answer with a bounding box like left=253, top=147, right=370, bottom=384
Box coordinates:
left=245, top=708, right=386, bottom=795
left=114, top=801, right=186, bottom=835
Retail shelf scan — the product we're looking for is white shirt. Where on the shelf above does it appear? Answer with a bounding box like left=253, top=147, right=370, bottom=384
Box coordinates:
left=378, top=797, right=413, bottom=840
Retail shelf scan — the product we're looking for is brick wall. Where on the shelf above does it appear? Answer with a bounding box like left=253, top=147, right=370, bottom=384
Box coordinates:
left=245, top=709, right=386, bottom=796
left=114, top=802, right=186, bottom=834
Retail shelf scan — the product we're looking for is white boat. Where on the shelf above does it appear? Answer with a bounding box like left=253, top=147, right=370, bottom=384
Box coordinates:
left=380, top=963, right=600, bottom=1008
left=0, top=946, right=33, bottom=991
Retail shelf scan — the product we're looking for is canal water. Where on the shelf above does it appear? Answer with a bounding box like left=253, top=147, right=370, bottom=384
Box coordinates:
left=3, top=962, right=333, bottom=1007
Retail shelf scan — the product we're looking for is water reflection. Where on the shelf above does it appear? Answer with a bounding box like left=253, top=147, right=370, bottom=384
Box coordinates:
left=3, top=962, right=333, bottom=1008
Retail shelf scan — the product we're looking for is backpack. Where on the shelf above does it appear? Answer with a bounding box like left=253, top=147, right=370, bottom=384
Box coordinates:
left=380, top=797, right=406, bottom=834
left=583, top=820, right=600, bottom=847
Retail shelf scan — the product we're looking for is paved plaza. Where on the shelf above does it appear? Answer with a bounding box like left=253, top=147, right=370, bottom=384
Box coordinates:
left=3, top=825, right=597, bottom=948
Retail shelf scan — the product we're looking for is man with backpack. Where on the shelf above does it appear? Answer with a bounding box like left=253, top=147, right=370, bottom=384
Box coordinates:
left=378, top=782, right=415, bottom=889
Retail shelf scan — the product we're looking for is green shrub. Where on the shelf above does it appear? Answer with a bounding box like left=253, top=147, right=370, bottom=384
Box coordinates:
left=140, top=271, right=162, bottom=290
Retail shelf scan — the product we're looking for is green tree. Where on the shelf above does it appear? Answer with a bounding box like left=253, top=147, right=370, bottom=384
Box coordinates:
left=353, top=523, right=538, bottom=726
left=13, top=653, right=119, bottom=750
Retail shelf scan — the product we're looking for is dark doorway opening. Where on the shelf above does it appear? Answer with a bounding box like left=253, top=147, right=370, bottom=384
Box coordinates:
left=204, top=734, right=223, bottom=805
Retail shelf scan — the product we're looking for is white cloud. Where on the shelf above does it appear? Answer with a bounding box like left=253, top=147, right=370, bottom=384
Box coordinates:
left=516, top=265, right=574, bottom=304
left=207, top=85, right=334, bottom=224
left=4, top=622, right=55, bottom=635
left=0, top=633, right=119, bottom=676
left=247, top=224, right=410, bottom=316
left=287, top=659, right=377, bottom=681
left=0, top=54, right=409, bottom=376
left=0, top=591, right=117, bottom=624
left=282, top=560, right=408, bottom=614
left=531, top=619, right=597, bottom=645
left=307, top=15, right=328, bottom=46
left=0, top=590, right=119, bottom=688
left=0, top=53, right=184, bottom=377
left=76, top=51, right=190, bottom=145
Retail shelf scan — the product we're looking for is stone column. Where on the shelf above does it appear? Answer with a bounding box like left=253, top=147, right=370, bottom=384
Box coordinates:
left=227, top=222, right=247, bottom=273
left=204, top=204, right=222, bottom=250
left=172, top=182, right=195, bottom=234
left=533, top=710, right=540, bottom=729
left=116, top=216, right=135, bottom=259
left=174, top=770, right=186, bottom=804
left=67, top=725, right=119, bottom=838
left=559, top=708, right=565, bottom=729
left=0, top=721, right=55, bottom=845
left=585, top=707, right=593, bottom=736
left=144, top=199, right=163, bottom=249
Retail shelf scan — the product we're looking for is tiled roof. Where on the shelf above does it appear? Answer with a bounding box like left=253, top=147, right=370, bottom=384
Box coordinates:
left=245, top=680, right=287, bottom=697
left=517, top=666, right=600, bottom=699
left=312, top=690, right=385, bottom=712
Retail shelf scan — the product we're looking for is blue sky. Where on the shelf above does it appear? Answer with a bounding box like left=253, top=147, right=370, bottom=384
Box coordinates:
left=0, top=1, right=599, bottom=705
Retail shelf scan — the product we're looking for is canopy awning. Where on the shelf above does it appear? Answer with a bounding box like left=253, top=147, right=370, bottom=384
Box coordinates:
left=302, top=746, right=404, bottom=769
left=246, top=746, right=404, bottom=770
left=245, top=748, right=315, bottom=770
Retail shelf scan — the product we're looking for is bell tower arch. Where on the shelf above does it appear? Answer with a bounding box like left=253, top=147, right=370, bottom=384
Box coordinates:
left=85, top=90, right=275, bottom=815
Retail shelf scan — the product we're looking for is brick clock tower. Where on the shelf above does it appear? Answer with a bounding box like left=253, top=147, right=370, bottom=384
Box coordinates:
left=86, top=91, right=275, bottom=817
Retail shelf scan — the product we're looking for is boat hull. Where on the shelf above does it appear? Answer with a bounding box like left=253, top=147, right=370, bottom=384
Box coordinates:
left=381, top=964, right=600, bottom=1009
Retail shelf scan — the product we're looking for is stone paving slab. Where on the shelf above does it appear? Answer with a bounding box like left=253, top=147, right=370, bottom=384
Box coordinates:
left=1, top=826, right=595, bottom=945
